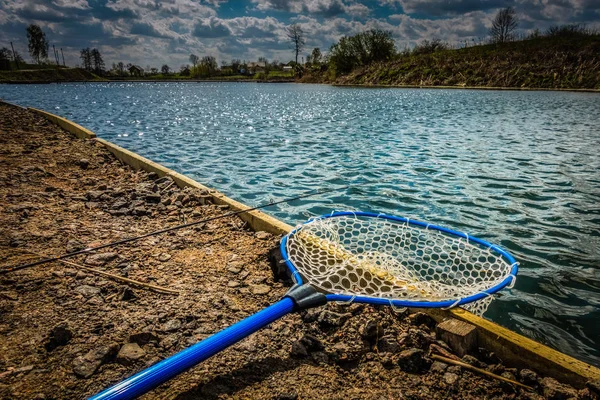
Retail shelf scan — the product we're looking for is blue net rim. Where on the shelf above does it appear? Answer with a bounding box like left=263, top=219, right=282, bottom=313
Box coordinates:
left=280, top=211, right=518, bottom=309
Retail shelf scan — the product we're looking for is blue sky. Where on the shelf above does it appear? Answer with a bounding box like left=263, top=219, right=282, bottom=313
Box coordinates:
left=1, top=0, right=599, bottom=69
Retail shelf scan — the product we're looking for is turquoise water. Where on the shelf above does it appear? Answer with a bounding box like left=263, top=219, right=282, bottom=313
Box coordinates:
left=2, top=83, right=599, bottom=366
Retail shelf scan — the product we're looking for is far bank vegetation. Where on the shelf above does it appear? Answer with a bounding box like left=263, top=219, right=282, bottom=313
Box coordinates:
left=304, top=8, right=599, bottom=89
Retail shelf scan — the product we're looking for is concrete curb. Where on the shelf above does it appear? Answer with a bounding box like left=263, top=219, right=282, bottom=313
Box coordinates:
left=8, top=101, right=598, bottom=387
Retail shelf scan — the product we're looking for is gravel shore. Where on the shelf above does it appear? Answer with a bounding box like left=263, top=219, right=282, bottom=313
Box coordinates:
left=0, top=103, right=594, bottom=399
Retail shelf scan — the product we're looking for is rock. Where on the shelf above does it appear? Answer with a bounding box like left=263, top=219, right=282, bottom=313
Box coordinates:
left=430, top=361, right=448, bottom=373
left=541, top=377, right=579, bottom=400
left=78, top=159, right=90, bottom=169
left=461, top=354, right=486, bottom=369
left=129, top=332, right=159, bottom=346
left=121, top=287, right=137, bottom=301
left=75, top=285, right=101, bottom=297
left=501, top=371, right=516, bottom=382
left=250, top=284, right=271, bottom=295
left=255, top=231, right=271, bottom=240
left=45, top=324, right=73, bottom=352
left=227, top=280, right=240, bottom=288
left=145, top=193, right=161, bottom=204
left=86, top=252, right=118, bottom=266
left=585, top=380, right=600, bottom=396
left=397, top=348, right=430, bottom=373
left=157, top=253, right=172, bottom=262
left=377, top=335, right=401, bottom=353
left=409, top=312, right=437, bottom=330
left=72, top=342, right=119, bottom=378
left=116, top=343, right=146, bottom=366
left=290, top=334, right=323, bottom=357
left=360, top=320, right=383, bottom=342
left=519, top=369, right=539, bottom=386
left=133, top=206, right=150, bottom=216
left=111, top=199, right=129, bottom=210
left=65, top=239, right=85, bottom=253
left=444, top=372, right=459, bottom=385
left=399, top=328, right=435, bottom=350
left=317, top=310, right=351, bottom=328
left=162, top=319, right=182, bottom=332
left=75, top=271, right=88, bottom=280
left=86, top=190, right=104, bottom=201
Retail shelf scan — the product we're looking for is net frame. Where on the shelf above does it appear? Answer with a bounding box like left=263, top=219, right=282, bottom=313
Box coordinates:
left=280, top=211, right=518, bottom=309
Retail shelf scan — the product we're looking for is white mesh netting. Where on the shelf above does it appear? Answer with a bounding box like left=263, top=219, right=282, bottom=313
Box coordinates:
left=285, top=214, right=515, bottom=316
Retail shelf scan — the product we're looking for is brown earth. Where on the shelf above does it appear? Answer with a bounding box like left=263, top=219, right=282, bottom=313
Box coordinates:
left=0, top=103, right=594, bottom=399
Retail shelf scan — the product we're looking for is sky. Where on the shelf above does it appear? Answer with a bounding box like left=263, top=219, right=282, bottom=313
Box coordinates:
left=1, top=0, right=599, bottom=69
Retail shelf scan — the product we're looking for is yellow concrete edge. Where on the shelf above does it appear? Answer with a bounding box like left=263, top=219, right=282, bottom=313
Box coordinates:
left=20, top=102, right=600, bottom=388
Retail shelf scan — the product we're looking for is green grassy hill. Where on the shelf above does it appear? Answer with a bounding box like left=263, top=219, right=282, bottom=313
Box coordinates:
left=331, top=34, right=600, bottom=89
left=0, top=68, right=104, bottom=83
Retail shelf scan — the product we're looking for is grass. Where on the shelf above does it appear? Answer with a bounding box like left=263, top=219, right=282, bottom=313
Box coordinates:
left=332, top=33, right=600, bottom=89
left=0, top=67, right=103, bottom=83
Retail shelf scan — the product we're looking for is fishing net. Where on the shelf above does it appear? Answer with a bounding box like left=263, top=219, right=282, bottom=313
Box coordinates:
left=284, top=213, right=517, bottom=315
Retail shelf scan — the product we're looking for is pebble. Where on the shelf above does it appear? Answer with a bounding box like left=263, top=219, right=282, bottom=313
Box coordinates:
left=78, top=159, right=90, bottom=169
left=86, top=252, right=118, bottom=266
left=444, top=372, right=459, bottom=384
left=255, top=231, right=270, bottom=240
left=228, top=280, right=240, bottom=288
left=116, top=343, right=146, bottom=366
left=157, top=253, right=172, bottom=262
left=290, top=334, right=324, bottom=357
left=541, top=377, right=579, bottom=399
left=75, top=285, right=101, bottom=297
left=317, top=310, right=351, bottom=328
left=250, top=284, right=271, bottom=295
left=129, top=332, right=160, bottom=345
left=72, top=342, right=119, bottom=378
left=162, top=319, right=182, bottom=332
left=430, top=361, right=448, bottom=373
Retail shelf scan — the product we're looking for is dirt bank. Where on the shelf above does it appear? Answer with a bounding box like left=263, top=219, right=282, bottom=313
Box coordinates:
left=0, top=103, right=595, bottom=399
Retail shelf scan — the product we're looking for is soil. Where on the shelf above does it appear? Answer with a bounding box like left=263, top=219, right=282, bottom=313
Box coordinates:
left=0, top=103, right=595, bottom=400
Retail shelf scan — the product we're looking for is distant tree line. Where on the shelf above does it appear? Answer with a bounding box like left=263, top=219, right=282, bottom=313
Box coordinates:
left=80, top=48, right=105, bottom=74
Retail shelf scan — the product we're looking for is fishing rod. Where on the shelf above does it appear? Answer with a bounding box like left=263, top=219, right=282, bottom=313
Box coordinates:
left=1, top=181, right=376, bottom=275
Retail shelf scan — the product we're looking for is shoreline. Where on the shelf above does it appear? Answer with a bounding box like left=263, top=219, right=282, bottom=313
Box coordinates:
left=0, top=101, right=598, bottom=399
left=2, top=79, right=599, bottom=93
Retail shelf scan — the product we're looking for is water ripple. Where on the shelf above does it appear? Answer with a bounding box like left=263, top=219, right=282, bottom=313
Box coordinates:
left=2, top=83, right=599, bottom=366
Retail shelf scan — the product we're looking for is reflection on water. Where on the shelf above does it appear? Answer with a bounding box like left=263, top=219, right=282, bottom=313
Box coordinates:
left=2, top=83, right=599, bottom=366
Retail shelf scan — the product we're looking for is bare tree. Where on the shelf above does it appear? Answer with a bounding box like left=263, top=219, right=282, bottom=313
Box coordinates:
left=286, top=24, right=305, bottom=65
left=189, top=54, right=199, bottom=68
left=489, top=7, right=518, bottom=43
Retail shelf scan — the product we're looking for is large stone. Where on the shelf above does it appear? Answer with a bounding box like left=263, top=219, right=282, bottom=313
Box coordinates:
left=397, top=348, right=431, bottom=373
left=72, top=342, right=119, bottom=378
left=541, top=377, right=579, bottom=400
left=116, top=343, right=146, bottom=366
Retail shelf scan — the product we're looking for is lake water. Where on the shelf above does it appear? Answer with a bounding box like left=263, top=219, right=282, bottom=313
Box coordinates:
left=1, top=82, right=599, bottom=366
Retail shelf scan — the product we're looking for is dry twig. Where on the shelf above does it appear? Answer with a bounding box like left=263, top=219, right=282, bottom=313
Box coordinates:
left=430, top=354, right=532, bottom=390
